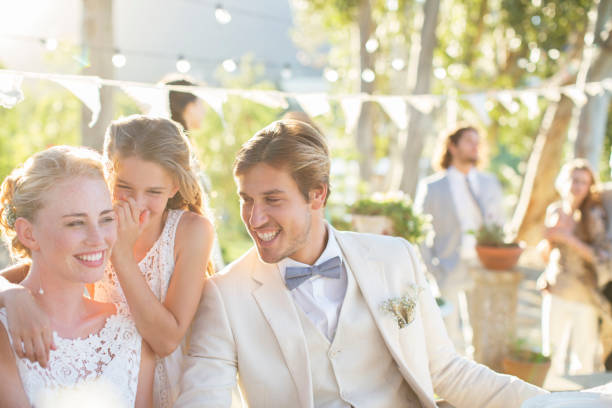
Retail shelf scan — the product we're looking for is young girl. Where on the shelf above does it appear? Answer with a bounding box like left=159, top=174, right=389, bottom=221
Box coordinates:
left=0, top=146, right=154, bottom=407
left=1, top=116, right=215, bottom=408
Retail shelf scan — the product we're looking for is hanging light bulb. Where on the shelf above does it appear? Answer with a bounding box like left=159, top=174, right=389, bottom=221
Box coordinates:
left=365, top=38, right=379, bottom=53
left=215, top=4, right=232, bottom=24
left=43, top=37, right=58, bottom=51
left=176, top=55, right=191, bottom=73
left=324, top=68, right=339, bottom=82
left=112, top=50, right=126, bottom=68
left=361, top=68, right=375, bottom=83
left=281, top=63, right=292, bottom=79
left=391, top=58, right=405, bottom=71
left=222, top=59, right=237, bottom=72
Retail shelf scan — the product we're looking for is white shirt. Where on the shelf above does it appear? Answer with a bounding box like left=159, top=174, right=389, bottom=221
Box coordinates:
left=278, top=225, right=348, bottom=341
left=447, top=166, right=482, bottom=259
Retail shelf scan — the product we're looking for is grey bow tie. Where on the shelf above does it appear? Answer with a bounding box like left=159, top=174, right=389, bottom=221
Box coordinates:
left=284, top=256, right=342, bottom=290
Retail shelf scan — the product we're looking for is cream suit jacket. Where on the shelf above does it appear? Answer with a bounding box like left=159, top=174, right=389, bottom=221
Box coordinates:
left=176, top=229, right=546, bottom=408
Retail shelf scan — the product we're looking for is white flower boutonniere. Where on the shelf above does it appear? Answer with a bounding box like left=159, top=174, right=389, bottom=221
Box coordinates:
left=380, top=285, right=423, bottom=329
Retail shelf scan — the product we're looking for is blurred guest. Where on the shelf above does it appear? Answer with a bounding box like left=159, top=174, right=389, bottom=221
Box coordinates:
left=415, top=125, right=505, bottom=355
left=537, top=159, right=612, bottom=375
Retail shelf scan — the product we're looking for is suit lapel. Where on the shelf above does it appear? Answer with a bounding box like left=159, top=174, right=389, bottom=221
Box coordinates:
left=251, top=259, right=313, bottom=408
left=334, top=230, right=433, bottom=406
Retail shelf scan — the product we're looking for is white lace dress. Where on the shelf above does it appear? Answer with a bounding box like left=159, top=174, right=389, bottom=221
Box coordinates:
left=0, top=309, right=141, bottom=408
left=94, top=209, right=185, bottom=408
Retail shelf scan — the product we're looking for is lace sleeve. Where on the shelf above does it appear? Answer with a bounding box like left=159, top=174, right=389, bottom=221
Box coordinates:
left=588, top=206, right=612, bottom=288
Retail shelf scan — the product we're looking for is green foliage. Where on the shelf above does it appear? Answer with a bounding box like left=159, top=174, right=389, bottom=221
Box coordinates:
left=473, top=223, right=516, bottom=247
left=509, top=338, right=550, bottom=363
left=349, top=193, right=430, bottom=243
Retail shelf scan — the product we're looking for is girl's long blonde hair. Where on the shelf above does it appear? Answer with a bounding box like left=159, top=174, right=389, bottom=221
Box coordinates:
left=104, top=115, right=215, bottom=276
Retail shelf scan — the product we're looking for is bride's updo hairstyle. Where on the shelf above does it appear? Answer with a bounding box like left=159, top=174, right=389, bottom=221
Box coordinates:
left=0, top=146, right=108, bottom=261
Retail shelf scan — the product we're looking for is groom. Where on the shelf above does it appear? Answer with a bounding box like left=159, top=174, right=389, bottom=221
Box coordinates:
left=176, top=120, right=546, bottom=408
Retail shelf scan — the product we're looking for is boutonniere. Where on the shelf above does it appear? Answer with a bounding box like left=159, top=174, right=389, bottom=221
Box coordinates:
left=380, top=285, right=423, bottom=329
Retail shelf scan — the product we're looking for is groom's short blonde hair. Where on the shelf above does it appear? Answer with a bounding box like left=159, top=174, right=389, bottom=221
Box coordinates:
left=233, top=119, right=331, bottom=204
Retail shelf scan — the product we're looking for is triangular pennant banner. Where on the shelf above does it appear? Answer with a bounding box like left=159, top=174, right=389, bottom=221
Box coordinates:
left=585, top=82, right=604, bottom=96
left=121, top=85, right=169, bottom=118
left=242, top=90, right=288, bottom=109
left=518, top=91, right=540, bottom=120
left=340, top=96, right=362, bottom=134
left=464, top=93, right=491, bottom=126
left=192, top=88, right=227, bottom=120
left=406, top=95, right=439, bottom=114
left=603, top=79, right=612, bottom=92
left=53, top=76, right=101, bottom=127
left=497, top=91, right=518, bottom=113
left=563, top=87, right=588, bottom=108
left=0, top=72, right=24, bottom=108
left=542, top=88, right=561, bottom=102
left=294, top=93, right=330, bottom=118
left=377, top=96, right=408, bottom=130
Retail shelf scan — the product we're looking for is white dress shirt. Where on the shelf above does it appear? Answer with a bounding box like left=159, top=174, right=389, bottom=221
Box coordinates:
left=447, top=166, right=482, bottom=259
left=278, top=225, right=348, bottom=341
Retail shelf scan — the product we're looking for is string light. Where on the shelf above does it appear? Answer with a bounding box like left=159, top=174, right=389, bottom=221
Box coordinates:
left=215, top=4, right=232, bottom=24
left=391, top=58, right=405, bottom=71
left=361, top=68, right=375, bottom=83
left=176, top=55, right=191, bottom=73
left=365, top=38, right=379, bottom=53
left=112, top=50, right=127, bottom=68
left=222, top=58, right=237, bottom=72
left=281, top=63, right=292, bottom=79
left=324, top=68, right=339, bottom=82
left=43, top=37, right=58, bottom=51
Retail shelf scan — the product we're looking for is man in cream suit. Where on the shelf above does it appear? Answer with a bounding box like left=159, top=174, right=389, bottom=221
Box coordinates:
left=177, top=120, right=545, bottom=408
left=415, top=126, right=505, bottom=355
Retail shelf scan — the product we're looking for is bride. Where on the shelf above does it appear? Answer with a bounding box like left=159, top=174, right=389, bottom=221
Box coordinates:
left=0, top=146, right=154, bottom=407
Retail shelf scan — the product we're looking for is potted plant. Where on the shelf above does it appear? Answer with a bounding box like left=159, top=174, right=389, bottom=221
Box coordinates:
left=502, top=338, right=551, bottom=387
left=349, top=192, right=430, bottom=244
left=474, top=223, right=524, bottom=270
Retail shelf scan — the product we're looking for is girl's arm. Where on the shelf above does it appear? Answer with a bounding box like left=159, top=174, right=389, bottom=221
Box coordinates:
left=134, top=340, right=155, bottom=408
left=113, top=200, right=214, bottom=357
left=0, top=267, right=54, bottom=367
left=0, top=324, right=31, bottom=408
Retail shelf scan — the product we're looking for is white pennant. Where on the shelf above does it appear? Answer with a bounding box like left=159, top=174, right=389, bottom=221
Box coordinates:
left=294, top=93, right=330, bottom=117
left=0, top=72, right=25, bottom=108
left=53, top=76, right=101, bottom=127
left=377, top=96, right=408, bottom=130
left=542, top=88, right=561, bottom=102
left=585, top=82, right=604, bottom=96
left=563, top=87, right=588, bottom=108
left=120, top=85, right=169, bottom=118
left=497, top=91, right=518, bottom=113
left=603, top=79, right=612, bottom=92
left=340, top=96, right=362, bottom=134
left=464, top=93, right=491, bottom=126
left=242, top=90, right=288, bottom=109
left=192, top=88, right=227, bottom=120
left=406, top=95, right=438, bottom=114
left=518, top=91, right=540, bottom=119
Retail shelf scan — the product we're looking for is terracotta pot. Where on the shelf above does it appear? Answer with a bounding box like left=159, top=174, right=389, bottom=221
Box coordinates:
left=502, top=356, right=551, bottom=387
left=475, top=244, right=524, bottom=271
left=351, top=214, right=394, bottom=236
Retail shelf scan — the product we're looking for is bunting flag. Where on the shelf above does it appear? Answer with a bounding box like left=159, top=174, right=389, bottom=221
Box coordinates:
left=1, top=69, right=611, bottom=132
left=192, top=88, right=227, bottom=120
left=377, top=96, right=408, bottom=130
left=518, top=91, right=540, bottom=120
left=241, top=89, right=288, bottom=109
left=52, top=76, right=101, bottom=127
left=294, top=93, right=331, bottom=117
left=0, top=72, right=24, bottom=108
left=562, top=87, right=588, bottom=108
left=120, top=85, right=169, bottom=118
left=464, top=93, right=491, bottom=126
left=406, top=94, right=439, bottom=114
left=340, top=96, right=362, bottom=134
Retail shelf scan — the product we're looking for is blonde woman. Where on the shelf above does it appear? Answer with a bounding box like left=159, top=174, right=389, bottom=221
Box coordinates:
left=537, top=158, right=612, bottom=375
left=1, top=116, right=215, bottom=408
left=0, top=146, right=154, bottom=407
